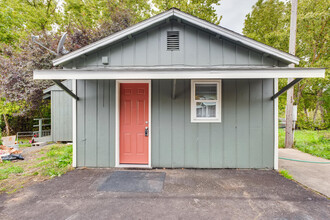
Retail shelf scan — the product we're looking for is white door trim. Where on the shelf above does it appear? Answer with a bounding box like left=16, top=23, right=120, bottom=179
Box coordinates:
left=115, top=80, right=152, bottom=168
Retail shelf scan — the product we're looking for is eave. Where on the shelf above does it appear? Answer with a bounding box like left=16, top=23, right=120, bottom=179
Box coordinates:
left=34, top=66, right=325, bottom=80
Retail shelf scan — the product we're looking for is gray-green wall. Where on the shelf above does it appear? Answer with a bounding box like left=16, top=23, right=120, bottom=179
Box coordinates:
left=49, top=80, right=73, bottom=142
left=76, top=79, right=274, bottom=168
left=64, top=21, right=289, bottom=69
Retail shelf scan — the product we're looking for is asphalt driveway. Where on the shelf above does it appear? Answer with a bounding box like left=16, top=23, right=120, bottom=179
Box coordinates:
left=0, top=169, right=329, bottom=220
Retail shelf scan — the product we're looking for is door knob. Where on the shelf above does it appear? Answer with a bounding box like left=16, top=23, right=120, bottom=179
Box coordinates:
left=145, top=127, right=149, bottom=137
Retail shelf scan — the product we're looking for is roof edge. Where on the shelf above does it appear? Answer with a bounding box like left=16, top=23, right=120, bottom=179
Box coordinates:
left=34, top=67, right=325, bottom=80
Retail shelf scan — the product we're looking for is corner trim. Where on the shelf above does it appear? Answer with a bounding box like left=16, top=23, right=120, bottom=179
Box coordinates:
left=72, top=79, right=77, bottom=168
left=274, top=78, right=278, bottom=170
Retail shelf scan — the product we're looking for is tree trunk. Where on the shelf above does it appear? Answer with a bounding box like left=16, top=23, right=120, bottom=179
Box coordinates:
left=3, top=114, right=10, bottom=136
left=313, top=102, right=319, bottom=123
left=285, top=83, right=294, bottom=148
left=296, top=82, right=306, bottom=106
left=304, top=107, right=308, bottom=118
left=313, top=90, right=322, bottom=124
left=320, top=106, right=325, bottom=123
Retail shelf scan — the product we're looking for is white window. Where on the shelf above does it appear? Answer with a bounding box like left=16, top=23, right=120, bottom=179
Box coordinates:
left=191, top=80, right=221, bottom=123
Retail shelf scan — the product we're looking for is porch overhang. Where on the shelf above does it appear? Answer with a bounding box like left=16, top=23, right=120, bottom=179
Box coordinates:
left=34, top=66, right=325, bottom=80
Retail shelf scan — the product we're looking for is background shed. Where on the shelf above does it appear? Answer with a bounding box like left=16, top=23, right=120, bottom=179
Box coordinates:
left=43, top=80, right=73, bottom=142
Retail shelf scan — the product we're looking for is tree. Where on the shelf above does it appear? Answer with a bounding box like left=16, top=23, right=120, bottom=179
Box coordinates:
left=0, top=0, right=61, bottom=50
left=152, top=0, right=222, bottom=24
left=0, top=2, right=22, bottom=47
left=243, top=0, right=329, bottom=129
left=243, top=0, right=289, bottom=51
left=62, top=0, right=152, bottom=32
left=0, top=98, right=21, bottom=136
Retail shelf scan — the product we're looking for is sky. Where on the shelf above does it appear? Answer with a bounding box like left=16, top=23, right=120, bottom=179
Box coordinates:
left=215, top=0, right=259, bottom=34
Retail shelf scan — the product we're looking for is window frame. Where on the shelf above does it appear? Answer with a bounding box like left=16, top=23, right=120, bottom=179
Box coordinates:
left=191, top=80, right=222, bottom=123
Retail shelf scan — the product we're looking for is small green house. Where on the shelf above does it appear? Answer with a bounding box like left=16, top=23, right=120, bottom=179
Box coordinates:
left=34, top=8, right=325, bottom=169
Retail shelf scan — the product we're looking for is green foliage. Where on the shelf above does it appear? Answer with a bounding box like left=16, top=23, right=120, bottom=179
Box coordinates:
left=0, top=0, right=61, bottom=48
left=243, top=0, right=329, bottom=129
left=18, top=138, right=32, bottom=148
left=0, top=2, right=22, bottom=47
left=278, top=129, right=330, bottom=159
left=152, top=0, right=222, bottom=24
left=0, top=165, right=24, bottom=180
left=279, top=169, right=294, bottom=180
left=243, top=0, right=289, bottom=51
left=35, top=145, right=73, bottom=177
left=63, top=0, right=151, bottom=31
left=0, top=98, right=21, bottom=116
left=294, top=130, right=330, bottom=160
left=0, top=144, right=72, bottom=194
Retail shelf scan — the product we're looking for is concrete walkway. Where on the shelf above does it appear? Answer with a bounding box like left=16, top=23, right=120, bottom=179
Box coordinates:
left=279, top=148, right=330, bottom=198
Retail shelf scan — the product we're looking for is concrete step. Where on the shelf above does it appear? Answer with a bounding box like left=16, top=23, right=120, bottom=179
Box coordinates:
left=31, top=142, right=47, bottom=147
left=34, top=135, right=52, bottom=143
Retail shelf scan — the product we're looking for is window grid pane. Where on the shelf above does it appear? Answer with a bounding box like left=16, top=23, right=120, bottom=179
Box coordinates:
left=196, top=102, right=216, bottom=118
left=195, top=83, right=217, bottom=101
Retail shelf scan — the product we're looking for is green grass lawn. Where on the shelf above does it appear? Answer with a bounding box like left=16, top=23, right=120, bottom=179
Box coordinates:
left=279, top=169, right=294, bottom=180
left=17, top=138, right=32, bottom=148
left=0, top=144, right=73, bottom=194
left=279, top=129, right=330, bottom=160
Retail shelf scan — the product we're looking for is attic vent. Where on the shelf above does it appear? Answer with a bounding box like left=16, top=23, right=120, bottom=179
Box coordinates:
left=167, top=31, right=180, bottom=51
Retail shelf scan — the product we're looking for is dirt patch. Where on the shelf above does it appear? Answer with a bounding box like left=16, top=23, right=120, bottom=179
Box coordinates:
left=0, top=144, right=73, bottom=194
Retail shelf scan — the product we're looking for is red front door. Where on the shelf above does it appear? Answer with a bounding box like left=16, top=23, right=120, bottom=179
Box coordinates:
left=120, top=83, right=149, bottom=164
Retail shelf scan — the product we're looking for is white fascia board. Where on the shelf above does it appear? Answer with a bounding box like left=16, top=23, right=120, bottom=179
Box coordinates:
left=174, top=10, right=300, bottom=65
left=53, top=9, right=299, bottom=66
left=53, top=10, right=174, bottom=66
left=34, top=68, right=325, bottom=80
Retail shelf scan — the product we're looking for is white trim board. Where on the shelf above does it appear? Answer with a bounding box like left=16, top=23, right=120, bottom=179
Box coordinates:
left=53, top=8, right=299, bottom=66
left=274, top=78, right=279, bottom=170
left=72, top=79, right=77, bottom=168
left=34, top=68, right=325, bottom=80
left=115, top=80, right=152, bottom=168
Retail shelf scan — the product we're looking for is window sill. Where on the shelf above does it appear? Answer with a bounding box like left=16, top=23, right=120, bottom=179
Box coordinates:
left=191, top=119, right=222, bottom=123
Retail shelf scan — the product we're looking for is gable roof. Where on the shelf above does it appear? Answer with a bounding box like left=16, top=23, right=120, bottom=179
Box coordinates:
left=53, top=8, right=299, bottom=66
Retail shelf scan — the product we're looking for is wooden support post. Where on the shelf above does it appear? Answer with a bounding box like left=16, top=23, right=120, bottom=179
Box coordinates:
left=38, top=119, right=43, bottom=137
left=285, top=0, right=298, bottom=148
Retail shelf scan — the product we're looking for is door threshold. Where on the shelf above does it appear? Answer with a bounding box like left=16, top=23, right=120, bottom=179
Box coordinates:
left=116, top=164, right=152, bottom=169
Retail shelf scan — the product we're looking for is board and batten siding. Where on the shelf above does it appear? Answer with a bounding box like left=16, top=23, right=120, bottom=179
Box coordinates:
left=76, top=79, right=274, bottom=168
left=64, top=21, right=289, bottom=69
left=50, top=80, right=73, bottom=142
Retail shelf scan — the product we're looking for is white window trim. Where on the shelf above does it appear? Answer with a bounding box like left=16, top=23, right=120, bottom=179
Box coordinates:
left=191, top=80, right=222, bottom=123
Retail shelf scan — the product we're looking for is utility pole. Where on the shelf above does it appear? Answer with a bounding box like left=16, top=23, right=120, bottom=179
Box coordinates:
left=285, top=0, right=298, bottom=148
